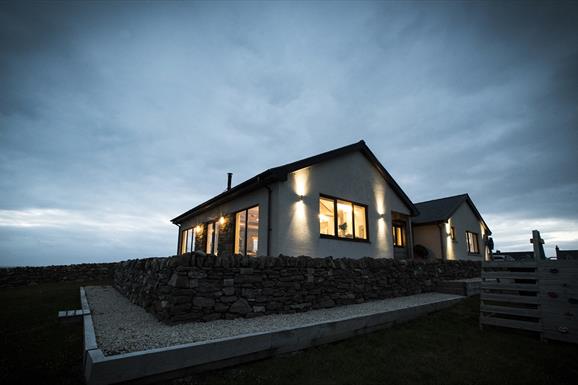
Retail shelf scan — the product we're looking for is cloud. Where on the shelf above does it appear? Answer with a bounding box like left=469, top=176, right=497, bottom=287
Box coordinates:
left=0, top=1, right=577, bottom=265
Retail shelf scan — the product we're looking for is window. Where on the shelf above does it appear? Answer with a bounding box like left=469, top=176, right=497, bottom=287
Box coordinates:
left=392, top=222, right=406, bottom=247
left=319, top=197, right=335, bottom=236
left=180, top=227, right=195, bottom=254
left=450, top=226, right=456, bottom=241
left=206, top=221, right=220, bottom=255
left=319, top=195, right=368, bottom=241
left=235, top=206, right=259, bottom=256
left=466, top=231, right=479, bottom=254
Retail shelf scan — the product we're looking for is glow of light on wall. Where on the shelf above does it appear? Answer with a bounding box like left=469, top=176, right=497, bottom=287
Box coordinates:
left=373, top=185, right=387, bottom=256
left=195, top=224, right=203, bottom=233
left=293, top=168, right=310, bottom=197
left=219, top=216, right=225, bottom=225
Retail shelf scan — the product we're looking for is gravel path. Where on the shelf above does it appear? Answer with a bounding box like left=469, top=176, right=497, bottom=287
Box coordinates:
left=85, top=286, right=462, bottom=356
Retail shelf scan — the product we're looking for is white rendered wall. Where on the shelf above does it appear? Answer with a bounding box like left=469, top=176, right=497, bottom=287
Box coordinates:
left=413, top=225, right=442, bottom=259
left=270, top=151, right=412, bottom=259
left=446, top=202, right=489, bottom=261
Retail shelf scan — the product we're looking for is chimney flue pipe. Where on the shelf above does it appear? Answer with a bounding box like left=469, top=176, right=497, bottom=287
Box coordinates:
left=227, top=172, right=232, bottom=191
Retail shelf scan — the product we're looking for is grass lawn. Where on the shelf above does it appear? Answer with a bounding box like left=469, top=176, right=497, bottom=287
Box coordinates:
left=1, top=283, right=577, bottom=385
left=0, top=280, right=111, bottom=385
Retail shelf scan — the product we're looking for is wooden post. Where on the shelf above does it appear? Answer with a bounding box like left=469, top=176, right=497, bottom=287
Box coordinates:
left=530, top=230, right=546, bottom=261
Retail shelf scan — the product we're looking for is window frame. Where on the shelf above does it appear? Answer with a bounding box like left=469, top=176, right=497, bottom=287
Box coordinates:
left=392, top=221, right=406, bottom=248
left=180, top=227, right=195, bottom=255
left=466, top=231, right=480, bottom=254
left=319, top=193, right=370, bottom=243
left=234, top=204, right=259, bottom=256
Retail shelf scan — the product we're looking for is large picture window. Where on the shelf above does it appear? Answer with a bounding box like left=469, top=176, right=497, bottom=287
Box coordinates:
left=319, top=195, right=368, bottom=241
left=235, top=206, right=259, bottom=256
left=180, top=227, right=195, bottom=254
left=206, top=221, right=220, bottom=255
left=392, top=222, right=406, bottom=247
left=466, top=231, right=479, bottom=254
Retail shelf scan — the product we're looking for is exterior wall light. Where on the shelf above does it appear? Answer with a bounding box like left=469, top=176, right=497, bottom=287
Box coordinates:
left=298, top=194, right=304, bottom=201
left=219, top=216, right=226, bottom=225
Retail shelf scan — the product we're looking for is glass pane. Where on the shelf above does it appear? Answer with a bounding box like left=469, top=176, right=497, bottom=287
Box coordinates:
left=319, top=197, right=335, bottom=236
left=181, top=230, right=187, bottom=254
left=354, top=205, right=366, bottom=239
left=336, top=200, right=353, bottom=238
left=246, top=206, right=259, bottom=256
left=188, top=229, right=195, bottom=253
left=206, top=223, right=214, bottom=254
left=235, top=211, right=246, bottom=255
left=214, top=222, right=219, bottom=256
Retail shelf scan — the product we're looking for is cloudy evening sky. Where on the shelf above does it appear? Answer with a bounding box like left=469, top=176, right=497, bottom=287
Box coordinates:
left=1, top=0, right=577, bottom=266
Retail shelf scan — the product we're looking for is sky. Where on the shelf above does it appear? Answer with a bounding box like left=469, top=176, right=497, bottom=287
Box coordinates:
left=1, top=0, right=577, bottom=266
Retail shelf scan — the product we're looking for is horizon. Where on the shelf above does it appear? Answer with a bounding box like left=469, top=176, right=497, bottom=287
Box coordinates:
left=1, top=1, right=577, bottom=266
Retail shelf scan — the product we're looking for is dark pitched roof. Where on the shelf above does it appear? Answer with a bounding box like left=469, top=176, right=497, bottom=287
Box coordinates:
left=413, top=193, right=491, bottom=235
left=171, top=140, right=418, bottom=224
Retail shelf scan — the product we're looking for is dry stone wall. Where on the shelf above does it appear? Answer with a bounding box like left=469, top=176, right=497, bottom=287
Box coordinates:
left=114, top=252, right=480, bottom=324
left=0, top=263, right=116, bottom=289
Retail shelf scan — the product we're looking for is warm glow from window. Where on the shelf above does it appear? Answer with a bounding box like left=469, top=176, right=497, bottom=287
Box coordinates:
left=354, top=205, right=367, bottom=240
left=319, top=197, right=335, bottom=236
left=319, top=195, right=367, bottom=240
left=180, top=227, right=195, bottom=254
left=392, top=222, right=406, bottom=247
left=234, top=206, right=259, bottom=256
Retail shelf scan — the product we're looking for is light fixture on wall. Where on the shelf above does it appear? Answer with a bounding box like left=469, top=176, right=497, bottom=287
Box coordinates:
left=219, top=216, right=226, bottom=225
left=297, top=194, right=304, bottom=201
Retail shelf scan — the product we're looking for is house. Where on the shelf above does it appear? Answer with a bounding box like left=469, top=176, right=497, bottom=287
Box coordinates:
left=171, top=140, right=419, bottom=259
left=412, top=194, right=492, bottom=261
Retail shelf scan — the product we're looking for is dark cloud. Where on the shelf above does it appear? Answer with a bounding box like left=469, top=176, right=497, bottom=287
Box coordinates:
left=1, top=0, right=577, bottom=265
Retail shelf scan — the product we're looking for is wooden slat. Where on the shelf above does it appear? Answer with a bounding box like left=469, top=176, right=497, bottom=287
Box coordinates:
left=481, top=283, right=539, bottom=291
left=483, top=262, right=537, bottom=268
left=480, top=304, right=541, bottom=318
left=480, top=315, right=542, bottom=331
left=482, top=271, right=537, bottom=279
left=481, top=293, right=539, bottom=304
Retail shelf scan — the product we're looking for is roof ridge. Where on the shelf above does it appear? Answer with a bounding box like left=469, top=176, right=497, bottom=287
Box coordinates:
left=415, top=193, right=469, bottom=205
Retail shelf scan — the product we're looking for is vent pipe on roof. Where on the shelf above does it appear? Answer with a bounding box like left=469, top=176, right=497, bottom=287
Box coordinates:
left=227, top=172, right=232, bottom=191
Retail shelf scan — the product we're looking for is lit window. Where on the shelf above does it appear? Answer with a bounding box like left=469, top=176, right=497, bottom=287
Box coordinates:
left=466, top=231, right=479, bottom=254
left=392, top=222, right=406, bottom=247
left=206, top=221, right=220, bottom=255
left=235, top=206, right=259, bottom=256
left=319, top=197, right=335, bottom=236
left=180, top=227, right=195, bottom=254
left=319, top=195, right=368, bottom=240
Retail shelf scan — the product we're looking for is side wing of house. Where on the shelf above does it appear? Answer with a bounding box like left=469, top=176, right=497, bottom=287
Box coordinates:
left=270, top=150, right=413, bottom=259
left=446, top=201, right=490, bottom=261
left=176, top=188, right=271, bottom=258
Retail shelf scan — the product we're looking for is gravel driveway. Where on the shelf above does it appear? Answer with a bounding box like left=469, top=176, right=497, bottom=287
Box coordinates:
left=85, top=285, right=461, bottom=356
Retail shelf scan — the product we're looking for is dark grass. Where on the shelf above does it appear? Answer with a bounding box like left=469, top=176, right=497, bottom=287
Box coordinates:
left=0, top=280, right=111, bottom=385
left=1, top=284, right=577, bottom=385
left=168, top=297, right=578, bottom=385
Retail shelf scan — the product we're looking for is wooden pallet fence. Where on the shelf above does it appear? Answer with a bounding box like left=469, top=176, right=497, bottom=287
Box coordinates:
left=480, top=260, right=578, bottom=343
left=538, top=260, right=578, bottom=344
left=480, top=261, right=542, bottom=333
